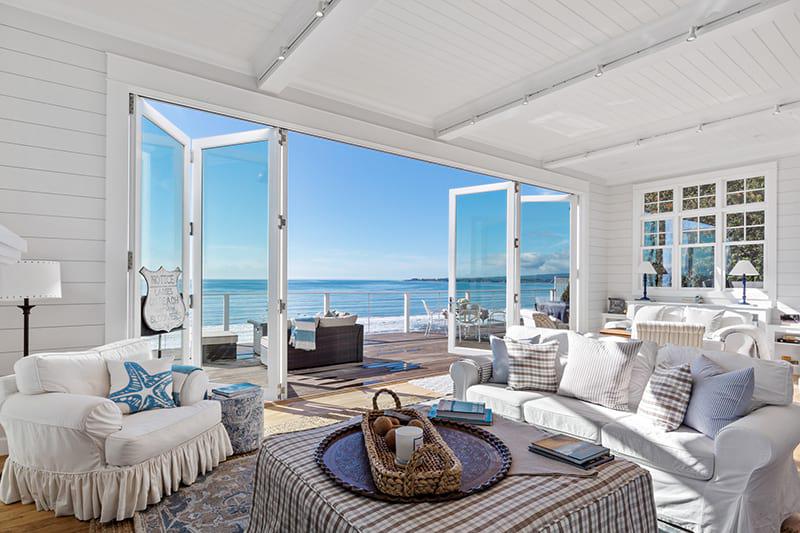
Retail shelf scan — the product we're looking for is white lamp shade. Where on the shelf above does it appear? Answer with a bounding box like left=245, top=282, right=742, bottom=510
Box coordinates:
left=0, top=224, right=27, bottom=265
left=0, top=260, right=62, bottom=300
left=730, top=260, right=759, bottom=277
left=638, top=261, right=657, bottom=275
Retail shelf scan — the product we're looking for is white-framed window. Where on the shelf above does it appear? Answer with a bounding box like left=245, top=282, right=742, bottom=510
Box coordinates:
left=633, top=164, right=775, bottom=297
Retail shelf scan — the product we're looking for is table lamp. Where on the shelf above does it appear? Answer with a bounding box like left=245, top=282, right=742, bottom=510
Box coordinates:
left=0, top=260, right=62, bottom=356
left=638, top=261, right=657, bottom=301
left=730, top=260, right=759, bottom=305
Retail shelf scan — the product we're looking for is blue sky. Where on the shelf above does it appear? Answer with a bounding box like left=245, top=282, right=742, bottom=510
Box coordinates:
left=142, top=99, right=570, bottom=280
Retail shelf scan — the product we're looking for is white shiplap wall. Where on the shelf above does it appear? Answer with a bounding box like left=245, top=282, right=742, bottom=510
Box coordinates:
left=604, top=184, right=635, bottom=309
left=0, top=23, right=106, bottom=374
left=586, top=183, right=609, bottom=331
left=776, top=155, right=800, bottom=316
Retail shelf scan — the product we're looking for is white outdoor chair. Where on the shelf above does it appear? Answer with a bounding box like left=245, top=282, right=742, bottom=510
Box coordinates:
left=421, top=299, right=445, bottom=337
left=457, top=303, right=482, bottom=341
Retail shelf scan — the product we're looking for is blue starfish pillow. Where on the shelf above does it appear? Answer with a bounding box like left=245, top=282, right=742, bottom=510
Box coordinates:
left=108, top=359, right=176, bottom=414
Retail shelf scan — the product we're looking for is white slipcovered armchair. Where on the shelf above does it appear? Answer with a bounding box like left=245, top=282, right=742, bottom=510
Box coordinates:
left=0, top=338, right=232, bottom=522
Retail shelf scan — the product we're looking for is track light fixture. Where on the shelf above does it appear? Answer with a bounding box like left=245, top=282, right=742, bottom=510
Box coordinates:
left=522, top=95, right=530, bottom=106
left=773, top=105, right=782, bottom=115
left=686, top=26, right=698, bottom=42
left=469, top=116, right=477, bottom=126
left=277, top=47, right=288, bottom=61
left=695, top=123, right=703, bottom=134
left=594, top=64, right=604, bottom=77
left=315, top=1, right=326, bottom=17
left=634, top=139, right=641, bottom=148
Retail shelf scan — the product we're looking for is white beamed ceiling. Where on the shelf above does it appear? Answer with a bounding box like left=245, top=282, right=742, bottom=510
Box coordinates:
left=3, top=0, right=800, bottom=185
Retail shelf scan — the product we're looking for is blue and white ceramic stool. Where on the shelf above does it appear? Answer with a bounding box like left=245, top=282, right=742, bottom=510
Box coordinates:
left=212, top=387, right=264, bottom=454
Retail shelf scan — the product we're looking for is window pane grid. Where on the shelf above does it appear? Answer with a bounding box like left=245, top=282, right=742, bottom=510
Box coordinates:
left=682, top=183, right=715, bottom=210
left=644, top=189, right=674, bottom=214
left=725, top=176, right=765, bottom=206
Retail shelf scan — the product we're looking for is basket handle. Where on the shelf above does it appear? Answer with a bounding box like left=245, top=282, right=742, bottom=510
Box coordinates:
left=403, top=444, right=451, bottom=497
left=372, top=389, right=402, bottom=410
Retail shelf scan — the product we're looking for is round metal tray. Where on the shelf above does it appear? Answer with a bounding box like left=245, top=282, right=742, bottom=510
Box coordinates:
left=315, top=418, right=511, bottom=503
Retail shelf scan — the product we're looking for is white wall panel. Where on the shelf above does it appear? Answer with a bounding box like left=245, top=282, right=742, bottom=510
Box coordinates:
left=0, top=21, right=106, bottom=371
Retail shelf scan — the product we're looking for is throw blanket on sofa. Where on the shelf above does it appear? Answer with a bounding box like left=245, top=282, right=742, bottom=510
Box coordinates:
left=291, top=317, right=317, bottom=351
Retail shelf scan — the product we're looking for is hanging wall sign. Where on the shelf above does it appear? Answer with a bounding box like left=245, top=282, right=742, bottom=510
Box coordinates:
left=140, top=266, right=187, bottom=333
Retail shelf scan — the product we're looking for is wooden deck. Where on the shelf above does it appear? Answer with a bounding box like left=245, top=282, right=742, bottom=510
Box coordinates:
left=204, top=332, right=462, bottom=398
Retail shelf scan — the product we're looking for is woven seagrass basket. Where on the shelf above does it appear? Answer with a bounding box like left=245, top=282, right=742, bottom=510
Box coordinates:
left=361, top=389, right=462, bottom=497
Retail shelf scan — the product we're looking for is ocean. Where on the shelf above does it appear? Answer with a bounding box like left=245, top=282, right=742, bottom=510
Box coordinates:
left=201, top=278, right=558, bottom=334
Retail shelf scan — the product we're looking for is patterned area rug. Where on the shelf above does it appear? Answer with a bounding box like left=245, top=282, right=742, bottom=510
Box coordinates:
left=134, top=452, right=257, bottom=533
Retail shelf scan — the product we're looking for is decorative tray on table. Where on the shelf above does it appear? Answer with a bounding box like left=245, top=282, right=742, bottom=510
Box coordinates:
left=314, top=389, right=511, bottom=503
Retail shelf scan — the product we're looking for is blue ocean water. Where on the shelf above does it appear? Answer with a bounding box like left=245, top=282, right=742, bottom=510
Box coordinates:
left=201, top=279, right=556, bottom=327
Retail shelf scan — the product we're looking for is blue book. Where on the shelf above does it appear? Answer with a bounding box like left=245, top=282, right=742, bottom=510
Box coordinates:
left=212, top=383, right=260, bottom=398
left=437, top=399, right=486, bottom=415
left=429, top=405, right=493, bottom=425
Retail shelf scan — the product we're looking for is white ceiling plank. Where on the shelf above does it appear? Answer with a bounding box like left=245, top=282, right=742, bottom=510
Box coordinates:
left=757, top=22, right=800, bottom=82
left=434, top=0, right=784, bottom=140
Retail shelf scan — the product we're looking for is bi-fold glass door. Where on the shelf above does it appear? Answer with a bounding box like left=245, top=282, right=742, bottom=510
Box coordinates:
left=448, top=183, right=575, bottom=356
left=131, top=97, right=288, bottom=400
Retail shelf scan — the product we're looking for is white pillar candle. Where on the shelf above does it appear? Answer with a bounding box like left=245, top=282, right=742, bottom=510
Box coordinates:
left=394, top=426, right=424, bottom=465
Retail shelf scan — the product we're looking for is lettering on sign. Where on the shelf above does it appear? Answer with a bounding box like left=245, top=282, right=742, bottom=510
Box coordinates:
left=140, top=267, right=187, bottom=333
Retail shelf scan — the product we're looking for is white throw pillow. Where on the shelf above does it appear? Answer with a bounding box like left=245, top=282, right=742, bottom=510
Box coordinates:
left=107, top=358, right=176, bottom=414
left=633, top=305, right=665, bottom=323
left=683, top=308, right=724, bottom=334
left=558, top=333, right=643, bottom=411
left=14, top=351, right=110, bottom=396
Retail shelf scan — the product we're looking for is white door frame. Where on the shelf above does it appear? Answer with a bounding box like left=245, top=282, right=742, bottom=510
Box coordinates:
left=448, top=181, right=516, bottom=356
left=519, top=194, right=577, bottom=329
left=129, top=99, right=191, bottom=350
left=190, top=129, right=286, bottom=398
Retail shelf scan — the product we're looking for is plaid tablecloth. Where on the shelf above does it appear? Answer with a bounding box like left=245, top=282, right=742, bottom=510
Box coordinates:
left=247, top=420, right=657, bottom=533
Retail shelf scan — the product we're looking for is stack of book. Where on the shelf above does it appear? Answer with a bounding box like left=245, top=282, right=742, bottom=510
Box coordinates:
left=211, top=382, right=260, bottom=398
left=529, top=431, right=613, bottom=470
left=428, top=399, right=493, bottom=425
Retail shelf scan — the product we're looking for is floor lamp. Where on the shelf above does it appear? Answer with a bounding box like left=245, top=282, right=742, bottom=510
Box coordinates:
left=0, top=260, right=62, bottom=356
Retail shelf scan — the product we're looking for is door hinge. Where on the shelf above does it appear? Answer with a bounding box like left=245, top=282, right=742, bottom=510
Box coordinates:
left=278, top=128, right=287, bottom=145
left=279, top=299, right=287, bottom=313
left=514, top=182, right=520, bottom=193
left=188, top=294, right=194, bottom=309
left=278, top=214, right=287, bottom=229
left=514, top=293, right=519, bottom=304
left=189, top=151, right=194, bottom=164
left=127, top=251, right=133, bottom=271
left=128, top=94, right=135, bottom=115
left=189, top=222, right=194, bottom=236
left=514, top=237, right=520, bottom=248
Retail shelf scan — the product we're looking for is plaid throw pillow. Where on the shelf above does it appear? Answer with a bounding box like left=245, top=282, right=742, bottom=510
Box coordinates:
left=506, top=339, right=559, bottom=392
left=637, top=363, right=693, bottom=431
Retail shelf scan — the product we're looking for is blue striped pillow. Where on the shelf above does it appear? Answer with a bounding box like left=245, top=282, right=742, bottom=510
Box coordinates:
left=683, top=355, right=754, bottom=438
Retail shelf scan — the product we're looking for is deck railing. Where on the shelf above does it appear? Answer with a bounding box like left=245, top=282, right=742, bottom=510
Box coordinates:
left=201, top=287, right=553, bottom=336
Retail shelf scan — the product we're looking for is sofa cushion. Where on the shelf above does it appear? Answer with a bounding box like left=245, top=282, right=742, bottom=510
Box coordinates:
left=318, top=314, right=358, bottom=327
left=522, top=394, right=632, bottom=443
left=105, top=399, right=220, bottom=466
left=95, top=338, right=153, bottom=362
left=558, top=334, right=642, bottom=410
left=658, top=344, right=790, bottom=408
left=14, top=351, right=110, bottom=397
left=683, top=308, right=724, bottom=333
left=506, top=339, right=558, bottom=392
left=601, top=415, right=715, bottom=480
left=633, top=305, right=666, bottom=323
left=465, top=383, right=546, bottom=421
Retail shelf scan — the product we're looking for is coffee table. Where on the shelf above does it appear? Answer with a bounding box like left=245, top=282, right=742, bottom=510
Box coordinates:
left=599, top=327, right=632, bottom=338
left=249, top=414, right=657, bottom=532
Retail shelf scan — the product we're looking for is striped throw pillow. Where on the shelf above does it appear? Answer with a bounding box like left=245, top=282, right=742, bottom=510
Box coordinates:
left=683, top=355, right=754, bottom=438
left=506, top=339, right=559, bottom=392
left=558, top=333, right=642, bottom=410
left=637, top=363, right=693, bottom=430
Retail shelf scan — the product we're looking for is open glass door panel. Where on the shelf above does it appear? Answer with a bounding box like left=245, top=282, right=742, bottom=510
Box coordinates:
left=134, top=100, right=192, bottom=359
left=519, top=189, right=575, bottom=329
left=448, top=182, right=515, bottom=355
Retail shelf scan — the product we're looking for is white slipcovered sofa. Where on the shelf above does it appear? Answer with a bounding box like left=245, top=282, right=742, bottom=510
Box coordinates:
left=450, top=326, right=800, bottom=533
left=0, top=338, right=232, bottom=522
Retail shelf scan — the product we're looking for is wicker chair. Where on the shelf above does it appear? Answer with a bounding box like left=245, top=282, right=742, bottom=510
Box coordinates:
left=634, top=321, right=705, bottom=348
left=523, top=310, right=570, bottom=330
